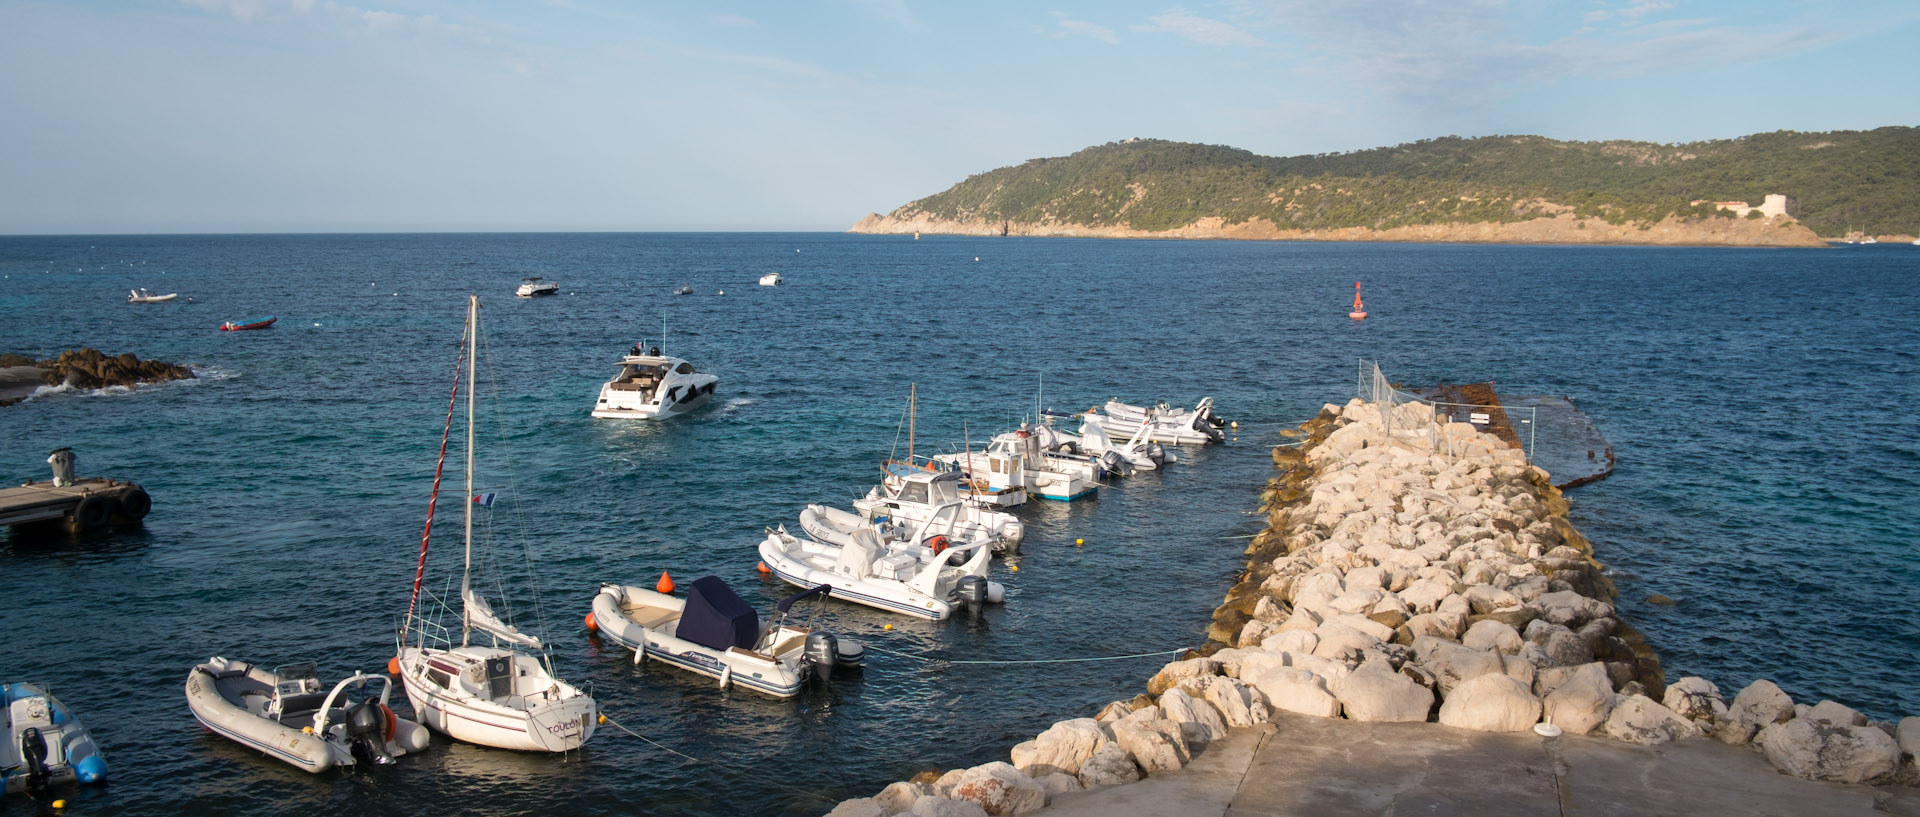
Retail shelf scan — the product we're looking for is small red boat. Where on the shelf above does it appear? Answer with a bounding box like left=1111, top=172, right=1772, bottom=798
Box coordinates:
left=220, top=316, right=276, bottom=331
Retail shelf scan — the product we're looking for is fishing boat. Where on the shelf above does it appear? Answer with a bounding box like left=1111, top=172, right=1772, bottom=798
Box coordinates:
left=2, top=682, right=106, bottom=797
left=128, top=288, right=178, bottom=303
left=758, top=525, right=1004, bottom=620
left=854, top=469, right=1024, bottom=553
left=758, top=272, right=783, bottom=286
left=589, top=578, right=861, bottom=697
left=184, top=657, right=428, bottom=772
left=514, top=277, right=558, bottom=297
left=590, top=337, right=718, bottom=420
left=220, top=316, right=276, bottom=331
left=394, top=295, right=597, bottom=753
left=1087, top=397, right=1224, bottom=445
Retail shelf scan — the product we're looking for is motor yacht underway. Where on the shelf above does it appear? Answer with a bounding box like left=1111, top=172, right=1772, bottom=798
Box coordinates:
left=515, top=277, right=558, bottom=297
left=758, top=272, right=783, bottom=286
left=853, top=469, right=1024, bottom=553
left=589, top=577, right=861, bottom=698
left=184, top=658, right=429, bottom=772
left=758, top=522, right=1005, bottom=621
left=591, top=345, right=718, bottom=420
left=395, top=295, right=597, bottom=753
left=1086, top=397, right=1225, bottom=445
left=3, top=682, right=106, bottom=797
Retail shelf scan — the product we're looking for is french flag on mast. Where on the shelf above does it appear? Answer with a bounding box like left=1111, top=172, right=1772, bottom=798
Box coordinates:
left=472, top=492, right=497, bottom=507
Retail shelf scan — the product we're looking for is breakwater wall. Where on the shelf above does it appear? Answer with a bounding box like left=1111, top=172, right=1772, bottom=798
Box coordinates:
left=825, top=397, right=1918, bottom=817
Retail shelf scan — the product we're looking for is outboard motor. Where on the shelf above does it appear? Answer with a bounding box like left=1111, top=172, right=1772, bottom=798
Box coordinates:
left=1100, top=450, right=1133, bottom=478
left=19, top=727, right=52, bottom=794
left=344, top=699, right=397, bottom=767
left=804, top=631, right=839, bottom=679
left=956, top=575, right=989, bottom=611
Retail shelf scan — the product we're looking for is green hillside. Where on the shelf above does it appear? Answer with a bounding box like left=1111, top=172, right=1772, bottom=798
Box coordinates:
left=886, top=128, right=1920, bottom=237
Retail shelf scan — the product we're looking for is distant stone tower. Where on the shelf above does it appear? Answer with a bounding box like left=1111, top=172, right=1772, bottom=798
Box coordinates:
left=1758, top=194, right=1788, bottom=218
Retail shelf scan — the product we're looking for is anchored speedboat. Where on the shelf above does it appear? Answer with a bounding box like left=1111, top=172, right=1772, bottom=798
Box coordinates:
left=3, top=682, right=106, bottom=797
left=590, top=577, right=861, bottom=697
left=1086, top=397, right=1224, bottom=445
left=935, top=428, right=1098, bottom=502
left=515, top=277, right=558, bottom=297
left=591, top=346, right=719, bottom=420
left=185, top=658, right=428, bottom=773
left=852, top=469, right=1024, bottom=553
left=128, top=288, right=178, bottom=303
left=758, top=525, right=1004, bottom=620
left=758, top=272, right=783, bottom=286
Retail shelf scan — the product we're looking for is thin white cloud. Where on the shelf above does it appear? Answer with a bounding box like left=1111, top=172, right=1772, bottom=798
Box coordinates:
left=1050, top=11, right=1120, bottom=44
left=1135, top=8, right=1268, bottom=47
left=178, top=0, right=530, bottom=68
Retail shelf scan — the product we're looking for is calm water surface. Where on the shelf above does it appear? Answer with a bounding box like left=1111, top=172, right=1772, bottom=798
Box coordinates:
left=1, top=234, right=1915, bottom=815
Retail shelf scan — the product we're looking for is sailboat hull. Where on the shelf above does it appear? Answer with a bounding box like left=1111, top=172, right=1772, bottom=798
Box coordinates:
left=398, top=647, right=596, bottom=753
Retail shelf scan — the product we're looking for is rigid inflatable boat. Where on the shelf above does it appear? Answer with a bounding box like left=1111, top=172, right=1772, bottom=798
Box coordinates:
left=758, top=525, right=1004, bottom=620
left=185, top=657, right=429, bottom=773
left=2, top=682, right=105, bottom=797
left=591, top=577, right=861, bottom=698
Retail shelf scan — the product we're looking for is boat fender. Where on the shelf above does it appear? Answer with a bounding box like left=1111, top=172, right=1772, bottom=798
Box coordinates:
left=927, top=535, right=949, bottom=555
left=70, top=495, right=111, bottom=533
left=73, top=752, right=106, bottom=785
left=986, top=581, right=1007, bottom=604
left=381, top=703, right=399, bottom=744
left=117, top=486, right=152, bottom=521
left=834, top=638, right=865, bottom=670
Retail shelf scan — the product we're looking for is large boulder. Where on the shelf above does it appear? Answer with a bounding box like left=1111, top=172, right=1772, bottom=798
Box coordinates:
left=1331, top=662, right=1434, bottom=722
left=1542, top=662, right=1616, bottom=735
left=1260, top=629, right=1319, bottom=656
left=1109, top=710, right=1190, bottom=773
left=1603, top=694, right=1701, bottom=745
left=911, top=795, right=990, bottom=817
left=1312, top=620, right=1385, bottom=663
left=1418, top=642, right=1505, bottom=697
left=1758, top=718, right=1902, bottom=784
left=1146, top=658, right=1220, bottom=695
left=1075, top=741, right=1142, bottom=788
left=1804, top=700, right=1867, bottom=727
left=1010, top=718, right=1109, bottom=778
left=1159, top=687, right=1228, bottom=747
left=1033, top=773, right=1081, bottom=796
left=876, top=782, right=933, bottom=814
left=1462, top=619, right=1523, bottom=655
left=1899, top=716, right=1920, bottom=759
left=1531, top=590, right=1611, bottom=627
left=1177, top=674, right=1270, bottom=727
left=949, top=762, right=1047, bottom=817
left=1437, top=674, right=1541, bottom=732
left=826, top=798, right=888, bottom=817
left=1243, top=666, right=1342, bottom=718
left=1715, top=679, right=1795, bottom=745
left=1662, top=676, right=1725, bottom=724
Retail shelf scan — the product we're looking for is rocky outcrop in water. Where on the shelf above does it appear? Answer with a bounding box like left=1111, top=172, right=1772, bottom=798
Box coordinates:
left=0, top=348, right=194, bottom=406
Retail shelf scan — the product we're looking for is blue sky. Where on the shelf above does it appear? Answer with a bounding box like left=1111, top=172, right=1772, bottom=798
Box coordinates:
left=1, top=0, right=1914, bottom=233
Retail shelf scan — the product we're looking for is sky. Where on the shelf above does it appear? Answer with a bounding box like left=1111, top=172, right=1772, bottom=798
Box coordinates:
left=1, top=0, right=1915, bottom=234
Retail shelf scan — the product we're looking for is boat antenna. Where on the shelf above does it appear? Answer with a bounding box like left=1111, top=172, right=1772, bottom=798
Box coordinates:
left=661, top=315, right=667, bottom=357
left=461, top=294, right=477, bottom=648
left=963, top=420, right=976, bottom=500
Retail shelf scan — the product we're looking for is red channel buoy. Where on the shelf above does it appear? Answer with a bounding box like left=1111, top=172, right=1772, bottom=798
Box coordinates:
left=1349, top=281, right=1368, bottom=320
left=656, top=571, right=675, bottom=594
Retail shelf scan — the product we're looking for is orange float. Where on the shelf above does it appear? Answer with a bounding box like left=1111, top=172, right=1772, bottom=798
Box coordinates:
left=656, top=571, right=675, bottom=594
left=1349, top=282, right=1368, bottom=320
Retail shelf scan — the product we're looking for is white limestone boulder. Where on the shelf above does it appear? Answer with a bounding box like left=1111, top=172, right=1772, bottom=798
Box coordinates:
left=1603, top=694, right=1702, bottom=745
left=876, top=782, right=933, bottom=814
left=1075, top=741, right=1142, bottom=788
left=1661, top=676, right=1725, bottom=724
left=949, top=762, right=1047, bottom=817
left=1331, top=661, right=1434, bottom=723
left=1898, top=716, right=1919, bottom=759
left=1436, top=674, right=1542, bottom=732
left=1010, top=718, right=1110, bottom=778
left=1462, top=619, right=1523, bottom=655
left=1417, top=641, right=1505, bottom=697
left=827, top=798, right=888, bottom=817
left=1033, top=773, right=1081, bottom=796
left=1146, top=657, right=1220, bottom=695
left=1159, top=687, right=1228, bottom=747
left=1260, top=629, right=1319, bottom=656
left=911, top=795, right=990, bottom=817
left=1108, top=709, right=1190, bottom=774
left=1804, top=700, right=1867, bottom=727
left=1714, top=679, right=1795, bottom=745
left=1542, top=662, right=1616, bottom=735
left=1759, top=717, right=1901, bottom=784
left=1243, top=666, right=1342, bottom=718
left=1177, top=674, right=1271, bottom=727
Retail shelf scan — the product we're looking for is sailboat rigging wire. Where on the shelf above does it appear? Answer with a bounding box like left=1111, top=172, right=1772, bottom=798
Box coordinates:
left=403, top=322, right=468, bottom=647
left=474, top=310, right=555, bottom=657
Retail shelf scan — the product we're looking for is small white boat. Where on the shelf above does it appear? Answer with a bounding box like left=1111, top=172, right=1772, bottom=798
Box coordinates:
left=675, top=286, right=694, bottom=295
left=1088, top=397, right=1224, bottom=445
left=591, top=346, right=718, bottom=420
left=128, top=288, right=178, bottom=303
left=590, top=578, right=861, bottom=698
left=855, top=469, right=1024, bottom=553
left=935, top=428, right=1098, bottom=502
left=515, top=277, right=559, bottom=297
left=758, top=525, right=1004, bottom=620
left=396, top=295, right=598, bottom=753
left=1039, top=412, right=1166, bottom=471
left=758, top=272, right=783, bottom=286
left=185, top=658, right=429, bottom=772
left=3, top=682, right=106, bottom=797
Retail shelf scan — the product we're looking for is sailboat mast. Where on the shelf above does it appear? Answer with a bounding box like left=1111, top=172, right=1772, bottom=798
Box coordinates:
left=461, top=294, right=477, bottom=647
left=907, top=383, right=916, bottom=462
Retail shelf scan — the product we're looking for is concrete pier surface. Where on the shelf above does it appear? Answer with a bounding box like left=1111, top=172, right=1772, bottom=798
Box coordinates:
left=1040, top=712, right=1918, bottom=817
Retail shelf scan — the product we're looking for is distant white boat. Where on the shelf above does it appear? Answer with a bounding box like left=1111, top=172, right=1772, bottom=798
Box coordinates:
left=591, top=345, right=718, bottom=420
left=1087, top=397, right=1225, bottom=446
left=515, top=277, right=558, bottom=297
left=759, top=272, right=783, bottom=286
left=128, top=288, right=177, bottom=303
left=757, top=524, right=1003, bottom=621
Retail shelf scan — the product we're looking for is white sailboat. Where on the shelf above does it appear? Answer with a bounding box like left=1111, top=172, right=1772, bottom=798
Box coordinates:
left=394, top=295, right=597, bottom=753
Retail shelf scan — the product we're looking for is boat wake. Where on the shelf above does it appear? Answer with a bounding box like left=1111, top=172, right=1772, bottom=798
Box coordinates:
left=716, top=397, right=754, bottom=415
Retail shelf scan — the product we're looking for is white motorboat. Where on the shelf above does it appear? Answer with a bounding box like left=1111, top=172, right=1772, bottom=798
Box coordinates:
left=758, top=272, right=783, bottom=286
left=1087, top=397, right=1225, bottom=445
left=935, top=428, right=1098, bottom=502
left=854, top=469, right=1024, bottom=553
left=128, top=288, right=178, bottom=303
left=515, top=277, right=559, bottom=297
left=591, top=344, right=718, bottom=420
left=589, top=578, right=860, bottom=698
left=1039, top=412, right=1166, bottom=471
left=758, top=525, right=1004, bottom=620
left=3, top=682, right=106, bottom=797
left=185, top=658, right=429, bottom=772
left=395, top=295, right=597, bottom=753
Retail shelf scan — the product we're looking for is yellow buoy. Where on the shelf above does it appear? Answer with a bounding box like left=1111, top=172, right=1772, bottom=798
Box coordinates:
left=598, top=713, right=608, bottom=724
left=1010, top=565, right=1019, bottom=572
left=53, top=801, right=66, bottom=810
left=1075, top=538, right=1084, bottom=546
left=883, top=624, right=893, bottom=631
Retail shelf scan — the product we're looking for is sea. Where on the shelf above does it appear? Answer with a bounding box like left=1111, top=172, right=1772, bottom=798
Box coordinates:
left=1, top=233, right=1915, bottom=815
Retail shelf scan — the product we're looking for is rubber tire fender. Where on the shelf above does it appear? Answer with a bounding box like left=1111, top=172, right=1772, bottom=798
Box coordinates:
left=117, top=486, right=152, bottom=522
left=70, top=495, right=111, bottom=533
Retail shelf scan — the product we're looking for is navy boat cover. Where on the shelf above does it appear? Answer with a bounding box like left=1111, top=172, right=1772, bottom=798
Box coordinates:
left=679, top=576, right=759, bottom=652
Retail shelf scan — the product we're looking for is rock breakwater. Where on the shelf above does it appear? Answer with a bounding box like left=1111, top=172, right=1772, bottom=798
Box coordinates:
left=0, top=349, right=195, bottom=406
left=824, top=395, right=1916, bottom=816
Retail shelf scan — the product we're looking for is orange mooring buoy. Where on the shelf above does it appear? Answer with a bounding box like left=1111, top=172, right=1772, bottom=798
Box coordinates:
left=1349, top=281, right=1368, bottom=320
left=585, top=612, right=598, bottom=632
left=656, top=571, right=675, bottom=594
left=386, top=656, right=401, bottom=675
left=757, top=561, right=771, bottom=575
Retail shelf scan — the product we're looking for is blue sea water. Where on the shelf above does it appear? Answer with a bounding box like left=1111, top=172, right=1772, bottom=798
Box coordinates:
left=0, top=233, right=1915, bottom=815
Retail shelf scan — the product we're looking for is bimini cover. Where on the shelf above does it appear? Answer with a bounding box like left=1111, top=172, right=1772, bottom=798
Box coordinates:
left=679, top=576, right=759, bottom=652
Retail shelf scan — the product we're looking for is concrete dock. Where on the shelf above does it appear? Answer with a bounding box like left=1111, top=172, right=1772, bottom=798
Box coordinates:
left=1039, top=713, right=1917, bottom=817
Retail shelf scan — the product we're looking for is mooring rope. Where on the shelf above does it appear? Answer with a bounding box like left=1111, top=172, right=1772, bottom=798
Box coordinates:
left=597, top=711, right=835, bottom=803
left=861, top=645, right=1188, bottom=665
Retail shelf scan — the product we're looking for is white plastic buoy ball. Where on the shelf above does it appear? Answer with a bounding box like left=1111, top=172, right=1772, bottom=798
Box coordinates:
left=974, top=257, right=980, bottom=262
